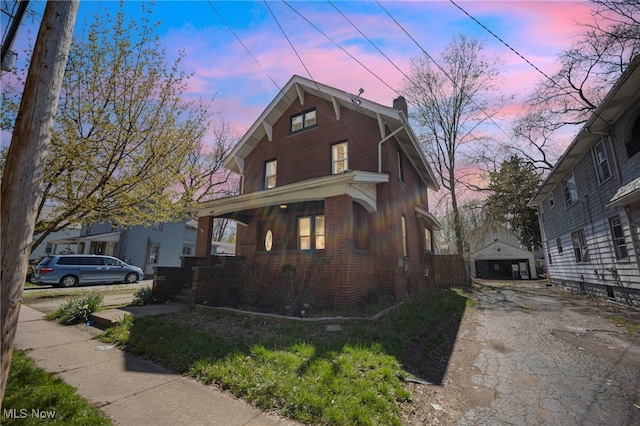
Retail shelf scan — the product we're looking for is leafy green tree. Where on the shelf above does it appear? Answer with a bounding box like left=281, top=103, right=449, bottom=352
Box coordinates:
left=21, top=4, right=215, bottom=250
left=485, top=156, right=541, bottom=251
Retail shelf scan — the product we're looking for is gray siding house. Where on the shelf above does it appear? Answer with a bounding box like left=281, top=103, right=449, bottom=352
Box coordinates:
left=528, top=56, right=640, bottom=307
left=50, top=219, right=197, bottom=277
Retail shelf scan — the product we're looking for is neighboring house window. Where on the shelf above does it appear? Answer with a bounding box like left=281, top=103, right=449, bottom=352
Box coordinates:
left=424, top=227, right=432, bottom=252
left=626, top=115, right=640, bottom=158
left=546, top=241, right=552, bottom=265
left=45, top=242, right=53, bottom=254
left=398, top=150, right=404, bottom=183
left=571, top=229, right=589, bottom=263
left=298, top=215, right=325, bottom=250
left=549, top=193, right=555, bottom=208
left=182, top=246, right=192, bottom=255
left=562, top=172, right=579, bottom=206
left=148, top=243, right=160, bottom=264
left=152, top=222, right=163, bottom=230
left=593, top=140, right=612, bottom=183
left=556, top=237, right=563, bottom=254
left=332, top=142, right=348, bottom=174
left=401, top=215, right=408, bottom=257
left=290, top=109, right=316, bottom=133
left=609, top=215, right=628, bottom=259
left=265, top=160, right=277, bottom=189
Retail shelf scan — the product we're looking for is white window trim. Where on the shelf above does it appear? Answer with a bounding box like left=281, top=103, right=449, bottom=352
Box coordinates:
left=562, top=171, right=579, bottom=207
left=265, top=160, right=277, bottom=189
left=592, top=139, right=612, bottom=184
left=401, top=215, right=408, bottom=258
left=609, top=215, right=629, bottom=260
left=331, top=142, right=348, bottom=175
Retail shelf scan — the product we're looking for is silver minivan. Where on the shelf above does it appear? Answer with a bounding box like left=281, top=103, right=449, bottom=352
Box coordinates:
left=31, top=255, right=144, bottom=287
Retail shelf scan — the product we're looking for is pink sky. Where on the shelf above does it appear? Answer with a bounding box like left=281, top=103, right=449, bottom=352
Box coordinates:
left=2, top=1, right=596, bottom=167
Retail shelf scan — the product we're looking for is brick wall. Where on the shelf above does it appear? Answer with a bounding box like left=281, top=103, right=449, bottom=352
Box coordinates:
left=194, top=91, right=450, bottom=308
left=242, top=93, right=381, bottom=193
left=195, top=216, right=214, bottom=257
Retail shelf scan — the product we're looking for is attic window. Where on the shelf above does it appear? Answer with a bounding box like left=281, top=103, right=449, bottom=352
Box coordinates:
left=290, top=109, right=316, bottom=133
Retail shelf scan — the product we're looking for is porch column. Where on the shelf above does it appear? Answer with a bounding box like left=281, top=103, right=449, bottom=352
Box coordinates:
left=196, top=216, right=214, bottom=257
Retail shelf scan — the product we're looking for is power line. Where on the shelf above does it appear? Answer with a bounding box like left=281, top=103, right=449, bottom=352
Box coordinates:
left=264, top=1, right=378, bottom=165
left=206, top=1, right=282, bottom=96
left=283, top=1, right=398, bottom=96
left=375, top=0, right=513, bottom=142
left=448, top=0, right=604, bottom=119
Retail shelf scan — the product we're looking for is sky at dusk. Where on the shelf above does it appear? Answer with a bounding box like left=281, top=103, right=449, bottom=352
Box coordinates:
left=4, top=1, right=594, bottom=151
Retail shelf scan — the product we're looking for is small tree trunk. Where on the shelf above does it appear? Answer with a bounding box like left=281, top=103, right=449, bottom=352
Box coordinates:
left=0, top=0, right=78, bottom=406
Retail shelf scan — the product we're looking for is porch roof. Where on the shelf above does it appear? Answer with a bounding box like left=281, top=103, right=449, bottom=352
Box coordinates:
left=607, top=176, right=640, bottom=208
left=195, top=171, right=389, bottom=223
left=415, top=206, right=441, bottom=230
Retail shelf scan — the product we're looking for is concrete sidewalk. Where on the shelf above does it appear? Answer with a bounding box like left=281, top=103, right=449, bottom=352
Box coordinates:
left=14, top=305, right=300, bottom=426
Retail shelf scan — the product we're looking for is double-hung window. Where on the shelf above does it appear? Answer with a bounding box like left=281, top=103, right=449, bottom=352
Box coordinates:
left=401, top=215, right=408, bottom=257
left=609, top=215, right=628, bottom=259
left=562, top=172, right=579, bottom=207
left=332, top=142, right=348, bottom=174
left=298, top=215, right=325, bottom=250
left=571, top=229, right=589, bottom=263
left=265, top=160, right=277, bottom=189
left=290, top=109, right=316, bottom=133
left=424, top=227, right=432, bottom=252
left=148, top=243, right=160, bottom=264
left=593, top=140, right=612, bottom=183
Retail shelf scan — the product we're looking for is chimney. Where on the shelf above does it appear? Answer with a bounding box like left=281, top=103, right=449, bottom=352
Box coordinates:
left=393, top=96, right=408, bottom=117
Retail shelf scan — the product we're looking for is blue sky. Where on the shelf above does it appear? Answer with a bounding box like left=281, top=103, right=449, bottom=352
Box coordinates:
left=4, top=1, right=593, bottom=149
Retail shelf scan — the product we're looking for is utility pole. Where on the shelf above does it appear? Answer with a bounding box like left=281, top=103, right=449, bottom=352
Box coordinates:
left=0, top=0, right=78, bottom=406
left=1, top=1, right=29, bottom=71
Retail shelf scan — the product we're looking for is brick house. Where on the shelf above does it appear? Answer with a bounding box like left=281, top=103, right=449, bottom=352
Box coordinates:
left=193, top=75, right=442, bottom=308
left=528, top=56, right=640, bottom=307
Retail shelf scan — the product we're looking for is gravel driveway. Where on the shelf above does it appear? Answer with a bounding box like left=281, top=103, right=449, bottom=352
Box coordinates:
left=403, top=280, right=640, bottom=425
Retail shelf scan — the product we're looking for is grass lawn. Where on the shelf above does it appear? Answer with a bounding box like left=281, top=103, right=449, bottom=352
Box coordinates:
left=2, top=349, right=111, bottom=425
left=99, top=287, right=470, bottom=425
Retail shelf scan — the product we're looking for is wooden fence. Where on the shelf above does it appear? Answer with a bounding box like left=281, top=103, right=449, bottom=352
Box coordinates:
left=424, top=253, right=469, bottom=287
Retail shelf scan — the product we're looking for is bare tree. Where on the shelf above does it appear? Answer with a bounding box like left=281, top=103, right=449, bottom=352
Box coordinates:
left=515, top=0, right=639, bottom=170
left=402, top=36, right=504, bottom=255
left=179, top=120, right=236, bottom=204
left=1, top=1, right=78, bottom=405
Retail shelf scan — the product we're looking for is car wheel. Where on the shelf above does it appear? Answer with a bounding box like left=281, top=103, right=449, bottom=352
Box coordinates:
left=60, top=275, right=78, bottom=287
left=125, top=273, right=138, bottom=283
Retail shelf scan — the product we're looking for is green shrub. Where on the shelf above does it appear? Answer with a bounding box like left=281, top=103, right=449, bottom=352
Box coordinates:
left=100, top=314, right=134, bottom=346
left=133, top=286, right=157, bottom=305
left=46, top=295, right=103, bottom=325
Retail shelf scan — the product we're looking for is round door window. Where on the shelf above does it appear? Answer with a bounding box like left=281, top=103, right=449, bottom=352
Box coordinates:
left=265, top=230, right=273, bottom=251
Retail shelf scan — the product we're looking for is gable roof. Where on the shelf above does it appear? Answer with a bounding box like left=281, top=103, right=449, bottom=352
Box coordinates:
left=224, top=75, right=439, bottom=190
left=528, top=56, right=640, bottom=208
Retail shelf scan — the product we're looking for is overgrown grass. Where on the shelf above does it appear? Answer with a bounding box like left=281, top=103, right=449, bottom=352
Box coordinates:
left=2, top=349, right=111, bottom=425
left=45, top=295, right=103, bottom=325
left=98, top=287, right=468, bottom=425
left=606, top=315, right=640, bottom=333
left=132, top=286, right=157, bottom=305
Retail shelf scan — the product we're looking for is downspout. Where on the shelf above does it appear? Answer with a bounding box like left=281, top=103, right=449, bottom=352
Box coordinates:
left=378, top=125, right=407, bottom=173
